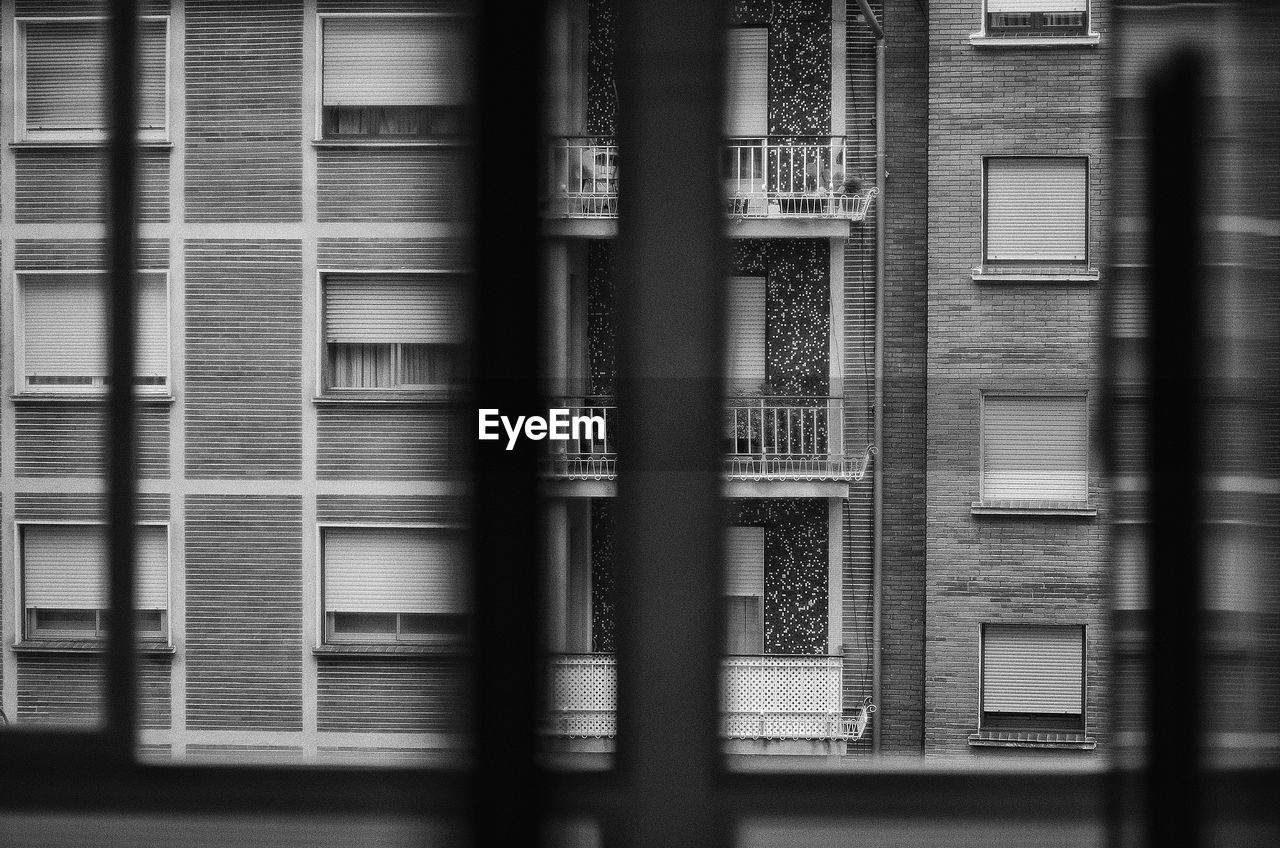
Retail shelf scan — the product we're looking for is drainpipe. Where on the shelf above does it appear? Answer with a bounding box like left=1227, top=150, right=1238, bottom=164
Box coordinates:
left=854, top=0, right=885, bottom=757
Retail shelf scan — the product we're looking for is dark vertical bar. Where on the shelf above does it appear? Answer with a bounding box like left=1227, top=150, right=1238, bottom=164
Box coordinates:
left=471, top=1, right=544, bottom=846
left=1145, top=51, right=1204, bottom=848
left=612, top=1, right=729, bottom=847
left=105, top=0, right=140, bottom=756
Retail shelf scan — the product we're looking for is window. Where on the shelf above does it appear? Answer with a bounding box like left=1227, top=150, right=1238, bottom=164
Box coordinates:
left=21, top=524, right=169, bottom=641
left=984, top=157, right=1088, bottom=264
left=980, top=395, right=1088, bottom=504
left=321, top=526, right=468, bottom=644
left=725, top=276, right=766, bottom=394
left=724, top=526, right=765, bottom=655
left=984, top=1, right=1088, bottom=36
left=17, top=17, right=168, bottom=142
left=319, top=15, right=468, bottom=139
left=18, top=271, right=169, bottom=395
left=981, top=624, right=1085, bottom=731
left=321, top=273, right=464, bottom=393
left=725, top=28, right=767, bottom=138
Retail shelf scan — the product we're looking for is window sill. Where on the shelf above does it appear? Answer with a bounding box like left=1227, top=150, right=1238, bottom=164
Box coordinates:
left=14, top=640, right=176, bottom=657
left=972, top=268, right=1099, bottom=284
left=12, top=140, right=173, bottom=151
left=314, top=643, right=464, bottom=657
left=312, top=138, right=467, bottom=150
left=971, top=501, right=1097, bottom=517
left=12, top=393, right=175, bottom=405
left=968, top=731, right=1096, bottom=750
left=969, top=33, right=1100, bottom=48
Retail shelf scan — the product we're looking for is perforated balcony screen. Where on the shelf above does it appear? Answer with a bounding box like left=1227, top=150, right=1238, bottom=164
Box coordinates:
left=988, top=0, right=1086, bottom=11
left=985, top=157, right=1087, bottom=262
left=724, top=526, right=765, bottom=596
left=322, top=17, right=467, bottom=106
left=725, top=28, right=767, bottom=137
left=726, top=276, right=766, bottom=393
left=324, top=274, right=463, bottom=344
left=324, top=527, right=465, bottom=614
left=23, top=18, right=167, bottom=132
left=22, top=273, right=168, bottom=383
left=24, top=525, right=168, bottom=609
left=981, top=395, right=1088, bottom=501
left=982, top=625, right=1083, bottom=715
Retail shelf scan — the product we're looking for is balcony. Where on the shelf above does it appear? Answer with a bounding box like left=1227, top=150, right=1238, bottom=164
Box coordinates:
left=545, top=653, right=846, bottom=741
left=546, top=136, right=878, bottom=223
left=544, top=395, right=872, bottom=482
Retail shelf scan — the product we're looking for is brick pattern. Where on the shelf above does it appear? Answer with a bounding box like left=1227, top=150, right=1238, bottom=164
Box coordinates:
left=316, top=238, right=470, bottom=271
left=185, top=240, right=302, bottom=479
left=316, top=405, right=462, bottom=480
left=316, top=656, right=465, bottom=732
left=15, top=492, right=171, bottom=522
left=15, top=403, right=171, bottom=479
left=185, top=0, right=303, bottom=221
left=316, top=495, right=465, bottom=525
left=184, top=494, right=303, bottom=731
left=16, top=655, right=171, bottom=729
left=15, top=149, right=170, bottom=223
left=316, top=148, right=471, bottom=221
left=15, top=238, right=170, bottom=270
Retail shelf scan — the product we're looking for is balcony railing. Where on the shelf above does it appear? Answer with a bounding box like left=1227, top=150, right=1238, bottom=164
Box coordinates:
left=546, top=653, right=847, bottom=740
left=545, top=395, right=873, bottom=481
left=546, top=136, right=878, bottom=221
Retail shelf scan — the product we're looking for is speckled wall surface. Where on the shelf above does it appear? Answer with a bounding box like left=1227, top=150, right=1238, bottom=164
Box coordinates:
left=590, top=497, right=829, bottom=655
left=588, top=239, right=830, bottom=395
left=589, top=0, right=831, bottom=137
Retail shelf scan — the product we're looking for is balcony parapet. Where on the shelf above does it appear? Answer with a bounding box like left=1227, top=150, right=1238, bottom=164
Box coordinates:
left=545, top=136, right=878, bottom=223
left=545, top=653, right=849, bottom=741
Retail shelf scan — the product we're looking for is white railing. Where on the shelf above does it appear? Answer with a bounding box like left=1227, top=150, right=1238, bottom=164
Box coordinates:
left=546, top=654, right=846, bottom=740
left=546, top=136, right=878, bottom=221
left=543, top=396, right=617, bottom=479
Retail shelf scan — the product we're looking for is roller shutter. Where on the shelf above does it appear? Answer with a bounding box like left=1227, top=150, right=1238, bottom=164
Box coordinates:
left=324, top=527, right=466, bottom=614
left=985, top=157, right=1087, bottom=262
left=1113, top=523, right=1148, bottom=610
left=22, top=273, right=168, bottom=384
left=988, top=0, right=1086, bottom=11
left=322, top=17, right=468, bottom=107
left=23, top=18, right=167, bottom=133
left=725, top=28, right=767, bottom=137
left=983, top=625, right=1083, bottom=715
left=324, top=274, right=463, bottom=344
left=724, top=526, right=765, bottom=596
left=24, top=525, right=168, bottom=610
left=982, top=395, right=1088, bottom=501
left=726, top=276, right=766, bottom=393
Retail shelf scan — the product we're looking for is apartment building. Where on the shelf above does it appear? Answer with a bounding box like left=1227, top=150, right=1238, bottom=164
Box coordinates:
left=0, top=0, right=472, bottom=764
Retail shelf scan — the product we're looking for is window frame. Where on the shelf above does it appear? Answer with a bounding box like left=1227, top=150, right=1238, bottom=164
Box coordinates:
left=14, top=15, right=171, bottom=144
left=315, top=267, right=465, bottom=399
left=982, top=155, right=1090, bottom=267
left=316, top=522, right=469, bottom=648
left=17, top=520, right=172, bottom=645
left=972, top=1, right=1099, bottom=44
left=978, top=623, right=1087, bottom=734
left=977, top=391, right=1092, bottom=509
left=313, top=11, right=469, bottom=146
left=13, top=269, right=172, bottom=398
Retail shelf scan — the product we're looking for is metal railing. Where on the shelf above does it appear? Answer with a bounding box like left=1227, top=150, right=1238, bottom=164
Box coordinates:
left=546, top=653, right=846, bottom=741
left=545, top=136, right=878, bottom=221
left=543, top=395, right=617, bottom=479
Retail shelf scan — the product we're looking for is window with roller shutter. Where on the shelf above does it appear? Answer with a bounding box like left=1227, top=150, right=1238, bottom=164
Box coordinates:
left=984, top=157, right=1088, bottom=264
left=981, top=624, right=1085, bottom=731
left=321, top=272, right=465, bottom=393
left=319, top=15, right=470, bottom=139
left=18, top=271, right=170, bottom=395
left=20, top=524, right=169, bottom=641
left=321, top=526, right=468, bottom=644
left=17, top=17, right=169, bottom=141
left=984, top=1, right=1089, bottom=36
left=725, top=276, right=766, bottom=395
left=725, top=28, right=767, bottom=138
left=980, top=394, right=1089, bottom=505
left=724, top=526, right=765, bottom=655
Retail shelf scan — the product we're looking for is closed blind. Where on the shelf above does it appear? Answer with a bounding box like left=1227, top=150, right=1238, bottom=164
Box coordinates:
left=1113, top=523, right=1148, bottom=610
left=324, top=527, right=466, bottom=614
left=322, top=17, right=468, bottom=107
left=24, top=19, right=167, bottom=132
left=324, top=274, right=463, bottom=344
left=982, top=395, right=1088, bottom=501
left=726, top=276, right=766, bottom=392
left=22, top=273, right=167, bottom=383
left=983, top=625, right=1083, bottom=715
left=725, top=28, right=767, bottom=137
left=988, top=0, right=1087, bottom=11
left=24, top=525, right=167, bottom=609
left=724, top=526, right=765, bottom=596
left=986, top=157, right=1087, bottom=262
